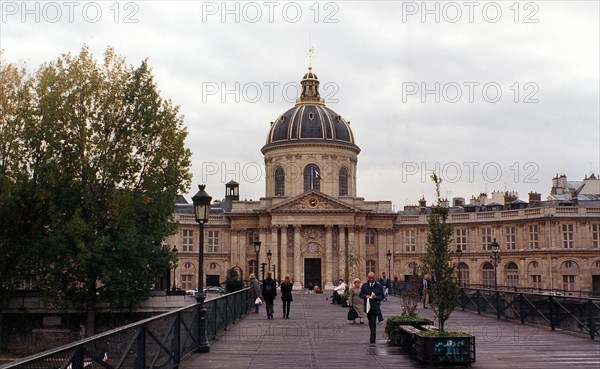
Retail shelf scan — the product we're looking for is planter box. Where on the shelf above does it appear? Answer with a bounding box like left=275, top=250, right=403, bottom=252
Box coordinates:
left=386, top=318, right=433, bottom=347
left=414, top=332, right=475, bottom=364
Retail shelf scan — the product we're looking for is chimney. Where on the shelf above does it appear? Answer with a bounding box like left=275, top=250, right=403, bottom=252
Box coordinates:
left=453, top=197, right=465, bottom=207
left=528, top=192, right=541, bottom=204
left=571, top=190, right=578, bottom=205
left=418, top=197, right=426, bottom=214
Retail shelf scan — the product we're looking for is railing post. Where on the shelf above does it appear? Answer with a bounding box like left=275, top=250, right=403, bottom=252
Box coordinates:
left=496, top=291, right=501, bottom=319
left=519, top=293, right=525, bottom=324
left=549, top=296, right=556, bottom=331
left=214, top=298, right=218, bottom=339
left=224, top=294, right=229, bottom=330
left=588, top=299, right=595, bottom=340
left=71, top=346, right=84, bottom=369
left=134, top=323, right=146, bottom=369
left=173, top=311, right=181, bottom=368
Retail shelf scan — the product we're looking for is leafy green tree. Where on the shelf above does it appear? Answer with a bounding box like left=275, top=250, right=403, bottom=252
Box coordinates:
left=225, top=267, right=244, bottom=293
left=0, top=46, right=191, bottom=336
left=421, top=173, right=458, bottom=332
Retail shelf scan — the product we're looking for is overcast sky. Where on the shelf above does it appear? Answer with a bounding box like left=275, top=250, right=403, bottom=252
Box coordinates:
left=2, top=1, right=598, bottom=208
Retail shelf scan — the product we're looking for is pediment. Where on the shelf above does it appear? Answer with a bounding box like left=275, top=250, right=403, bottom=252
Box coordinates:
left=268, top=191, right=359, bottom=213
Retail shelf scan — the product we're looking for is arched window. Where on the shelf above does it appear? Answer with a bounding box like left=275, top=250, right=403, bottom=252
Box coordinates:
left=457, top=262, right=470, bottom=286
left=366, top=260, right=376, bottom=276
left=274, top=167, right=285, bottom=196
left=304, top=164, right=321, bottom=191
left=339, top=167, right=348, bottom=196
left=482, top=262, right=495, bottom=288
left=505, top=262, right=519, bottom=288
left=528, top=260, right=542, bottom=289
left=560, top=260, right=579, bottom=292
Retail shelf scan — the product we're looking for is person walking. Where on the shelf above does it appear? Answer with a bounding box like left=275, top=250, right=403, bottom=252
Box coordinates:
left=360, top=272, right=385, bottom=343
left=422, top=274, right=431, bottom=309
left=280, top=274, right=293, bottom=319
left=262, top=272, right=277, bottom=319
left=249, top=273, right=261, bottom=314
left=348, top=278, right=365, bottom=324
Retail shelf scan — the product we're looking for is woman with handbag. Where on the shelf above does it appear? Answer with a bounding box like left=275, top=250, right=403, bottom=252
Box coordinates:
left=348, top=278, right=365, bottom=324
left=249, top=273, right=261, bottom=313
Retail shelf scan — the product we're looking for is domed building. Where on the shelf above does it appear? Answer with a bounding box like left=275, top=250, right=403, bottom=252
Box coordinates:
left=164, top=68, right=600, bottom=297
left=167, top=67, right=396, bottom=291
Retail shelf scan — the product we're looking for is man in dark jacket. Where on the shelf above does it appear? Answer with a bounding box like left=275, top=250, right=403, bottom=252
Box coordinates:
left=262, top=272, right=277, bottom=319
left=360, top=272, right=385, bottom=343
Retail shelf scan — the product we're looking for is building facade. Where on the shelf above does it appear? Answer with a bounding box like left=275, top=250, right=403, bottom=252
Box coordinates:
left=164, top=68, right=600, bottom=296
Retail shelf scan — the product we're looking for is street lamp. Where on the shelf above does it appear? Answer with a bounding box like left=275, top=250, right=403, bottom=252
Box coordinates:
left=172, top=245, right=178, bottom=291
left=490, top=238, right=500, bottom=289
left=386, top=250, right=392, bottom=283
left=267, top=249, right=272, bottom=279
left=192, top=184, right=212, bottom=353
left=455, top=245, right=463, bottom=286
left=253, top=240, right=261, bottom=281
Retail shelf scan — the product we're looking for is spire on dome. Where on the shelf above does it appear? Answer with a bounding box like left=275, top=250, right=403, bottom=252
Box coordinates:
left=298, top=66, right=322, bottom=104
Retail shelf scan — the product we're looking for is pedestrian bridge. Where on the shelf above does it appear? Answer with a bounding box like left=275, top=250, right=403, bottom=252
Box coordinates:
left=182, top=293, right=600, bottom=369
left=3, top=289, right=599, bottom=369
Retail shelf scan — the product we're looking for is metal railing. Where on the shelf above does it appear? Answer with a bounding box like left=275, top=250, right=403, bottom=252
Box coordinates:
left=1, top=288, right=253, bottom=369
left=459, top=287, right=600, bottom=340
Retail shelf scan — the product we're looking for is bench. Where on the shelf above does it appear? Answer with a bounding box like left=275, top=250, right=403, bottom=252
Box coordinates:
left=398, top=325, right=422, bottom=335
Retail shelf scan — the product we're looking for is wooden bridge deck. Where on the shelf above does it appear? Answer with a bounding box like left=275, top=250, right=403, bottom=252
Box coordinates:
left=182, top=293, right=600, bottom=369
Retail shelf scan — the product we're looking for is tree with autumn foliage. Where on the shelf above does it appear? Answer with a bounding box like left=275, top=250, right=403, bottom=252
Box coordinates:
left=0, top=47, right=191, bottom=337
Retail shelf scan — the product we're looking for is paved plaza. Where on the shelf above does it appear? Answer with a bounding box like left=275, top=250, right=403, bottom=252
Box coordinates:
left=182, top=293, right=600, bottom=369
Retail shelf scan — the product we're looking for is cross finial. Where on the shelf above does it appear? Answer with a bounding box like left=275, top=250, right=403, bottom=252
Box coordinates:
left=308, top=46, right=315, bottom=69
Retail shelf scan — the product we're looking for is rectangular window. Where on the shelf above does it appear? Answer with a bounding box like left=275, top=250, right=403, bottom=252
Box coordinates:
left=562, top=224, right=574, bottom=249
left=365, top=230, right=376, bottom=245
left=248, top=230, right=259, bottom=245
left=505, top=226, right=516, bottom=250
left=181, top=275, right=193, bottom=290
left=562, top=275, right=575, bottom=291
left=208, top=230, right=219, bottom=253
left=593, top=224, right=600, bottom=248
left=531, top=275, right=542, bottom=289
left=405, top=230, right=416, bottom=252
left=455, top=228, right=467, bottom=251
left=528, top=225, right=539, bottom=249
left=182, top=230, right=194, bottom=252
left=481, top=228, right=492, bottom=250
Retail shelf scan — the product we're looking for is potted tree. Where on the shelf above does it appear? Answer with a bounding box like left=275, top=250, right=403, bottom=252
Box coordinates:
left=413, top=174, right=475, bottom=364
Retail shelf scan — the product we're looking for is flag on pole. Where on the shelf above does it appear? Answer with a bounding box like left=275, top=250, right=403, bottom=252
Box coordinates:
left=312, top=167, right=322, bottom=181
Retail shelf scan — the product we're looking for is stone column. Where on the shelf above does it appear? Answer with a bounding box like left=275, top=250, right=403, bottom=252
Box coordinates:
left=270, top=226, right=279, bottom=281
left=338, top=226, right=346, bottom=280
left=293, top=225, right=303, bottom=290
left=259, top=227, right=269, bottom=280
left=280, top=226, right=288, bottom=279
left=347, top=226, right=356, bottom=278
left=324, top=225, right=334, bottom=290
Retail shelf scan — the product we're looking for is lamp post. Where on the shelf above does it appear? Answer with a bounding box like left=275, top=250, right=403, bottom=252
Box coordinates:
left=172, top=245, right=178, bottom=291
left=386, top=250, right=392, bottom=283
left=253, top=240, right=261, bottom=281
left=455, top=245, right=463, bottom=287
left=267, top=249, right=272, bottom=276
left=192, top=184, right=212, bottom=353
left=490, top=238, right=500, bottom=289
